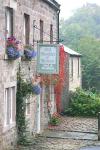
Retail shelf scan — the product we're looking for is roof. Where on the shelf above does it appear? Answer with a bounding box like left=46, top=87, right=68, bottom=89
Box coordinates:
left=63, top=45, right=82, bottom=57
left=43, top=0, right=60, bottom=11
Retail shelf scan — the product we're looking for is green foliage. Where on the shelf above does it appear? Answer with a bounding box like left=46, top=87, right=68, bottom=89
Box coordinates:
left=49, top=116, right=61, bottom=126
left=16, top=66, right=33, bottom=145
left=78, top=37, right=100, bottom=91
left=60, top=3, right=100, bottom=91
left=65, top=88, right=100, bottom=117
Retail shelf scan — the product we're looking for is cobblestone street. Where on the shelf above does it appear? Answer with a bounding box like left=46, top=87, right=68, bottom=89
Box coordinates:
left=32, top=137, right=100, bottom=150
left=16, top=116, right=100, bottom=150
left=47, top=116, right=98, bottom=133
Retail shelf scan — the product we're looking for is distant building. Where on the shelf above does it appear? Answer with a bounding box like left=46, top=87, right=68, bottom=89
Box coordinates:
left=60, top=45, right=82, bottom=111
left=64, top=45, right=82, bottom=91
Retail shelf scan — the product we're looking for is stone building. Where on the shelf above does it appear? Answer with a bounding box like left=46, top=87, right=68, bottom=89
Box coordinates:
left=64, top=45, right=82, bottom=91
left=60, top=45, right=82, bottom=111
left=0, top=0, right=60, bottom=149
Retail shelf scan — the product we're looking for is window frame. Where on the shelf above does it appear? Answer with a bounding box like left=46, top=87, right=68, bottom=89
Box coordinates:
left=24, top=13, right=30, bottom=45
left=40, top=20, right=43, bottom=43
left=71, top=57, right=73, bottom=79
left=5, top=7, right=13, bottom=38
left=26, top=98, right=30, bottom=116
left=4, top=82, right=16, bottom=132
left=50, top=24, right=53, bottom=44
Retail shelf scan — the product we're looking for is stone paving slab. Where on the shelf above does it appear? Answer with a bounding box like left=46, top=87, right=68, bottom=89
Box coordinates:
left=48, top=116, right=98, bottom=133
left=42, top=130, right=98, bottom=140
left=80, top=146, right=100, bottom=150
left=15, top=116, right=99, bottom=150
left=32, top=137, right=100, bottom=150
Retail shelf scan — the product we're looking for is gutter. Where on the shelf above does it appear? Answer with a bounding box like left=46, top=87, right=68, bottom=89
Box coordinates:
left=43, top=0, right=60, bottom=11
left=57, top=9, right=60, bottom=43
left=70, top=54, right=82, bottom=57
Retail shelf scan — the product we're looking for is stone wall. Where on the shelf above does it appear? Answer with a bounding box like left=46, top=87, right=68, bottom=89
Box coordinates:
left=0, top=0, right=59, bottom=149
left=61, top=54, right=70, bottom=111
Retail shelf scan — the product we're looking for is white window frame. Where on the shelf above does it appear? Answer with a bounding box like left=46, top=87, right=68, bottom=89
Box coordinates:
left=49, top=84, right=55, bottom=115
left=50, top=84, right=54, bottom=101
left=4, top=82, right=16, bottom=132
left=5, top=7, right=13, bottom=38
left=69, top=57, right=73, bottom=80
left=26, top=98, right=30, bottom=116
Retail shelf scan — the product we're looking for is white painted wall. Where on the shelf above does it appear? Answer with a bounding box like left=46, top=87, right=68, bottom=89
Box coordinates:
left=69, top=56, right=82, bottom=91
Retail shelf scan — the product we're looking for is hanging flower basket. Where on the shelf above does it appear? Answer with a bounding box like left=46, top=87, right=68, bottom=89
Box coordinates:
left=6, top=36, right=22, bottom=60
left=7, top=47, right=20, bottom=59
left=24, top=49, right=37, bottom=60
left=24, top=44, right=37, bottom=60
left=32, top=85, right=41, bottom=95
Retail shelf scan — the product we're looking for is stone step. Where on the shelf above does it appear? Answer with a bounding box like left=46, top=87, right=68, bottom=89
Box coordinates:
left=41, top=130, right=98, bottom=141
left=80, top=146, right=100, bottom=150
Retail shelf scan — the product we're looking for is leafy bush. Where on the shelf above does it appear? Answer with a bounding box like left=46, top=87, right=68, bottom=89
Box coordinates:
left=49, top=113, right=61, bottom=126
left=65, top=88, right=100, bottom=117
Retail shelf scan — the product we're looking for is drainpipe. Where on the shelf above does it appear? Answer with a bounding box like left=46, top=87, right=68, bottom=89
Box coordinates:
left=57, top=9, right=60, bottom=44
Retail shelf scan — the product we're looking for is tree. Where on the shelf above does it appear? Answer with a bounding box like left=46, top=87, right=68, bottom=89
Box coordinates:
left=78, top=37, right=100, bottom=91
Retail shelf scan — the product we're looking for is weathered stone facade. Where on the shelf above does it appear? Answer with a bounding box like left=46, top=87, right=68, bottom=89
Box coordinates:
left=0, top=0, right=60, bottom=149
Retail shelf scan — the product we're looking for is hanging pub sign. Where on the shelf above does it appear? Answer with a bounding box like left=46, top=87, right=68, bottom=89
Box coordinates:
left=37, top=44, right=59, bottom=74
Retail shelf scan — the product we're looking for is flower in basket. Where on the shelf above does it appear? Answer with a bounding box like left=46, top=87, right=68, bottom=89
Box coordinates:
left=32, top=84, right=41, bottom=95
left=51, top=75, right=60, bottom=85
left=49, top=112, right=61, bottom=126
left=24, top=44, right=37, bottom=60
left=32, top=75, right=42, bottom=95
left=6, top=36, right=22, bottom=59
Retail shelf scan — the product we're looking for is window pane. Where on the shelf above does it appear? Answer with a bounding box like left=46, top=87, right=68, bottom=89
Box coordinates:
left=5, top=88, right=11, bottom=125
left=5, top=7, right=13, bottom=38
left=50, top=24, right=53, bottom=43
left=5, top=86, right=16, bottom=126
left=40, top=20, right=43, bottom=43
left=26, top=98, right=30, bottom=115
left=24, top=14, right=30, bottom=44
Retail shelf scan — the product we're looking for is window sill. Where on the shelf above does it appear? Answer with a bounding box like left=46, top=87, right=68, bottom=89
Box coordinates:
left=4, top=54, right=9, bottom=60
left=4, top=54, right=21, bottom=61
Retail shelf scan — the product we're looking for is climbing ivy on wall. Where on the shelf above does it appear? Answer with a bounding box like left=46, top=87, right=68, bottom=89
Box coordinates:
left=54, top=45, right=67, bottom=113
left=16, top=65, right=32, bottom=145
